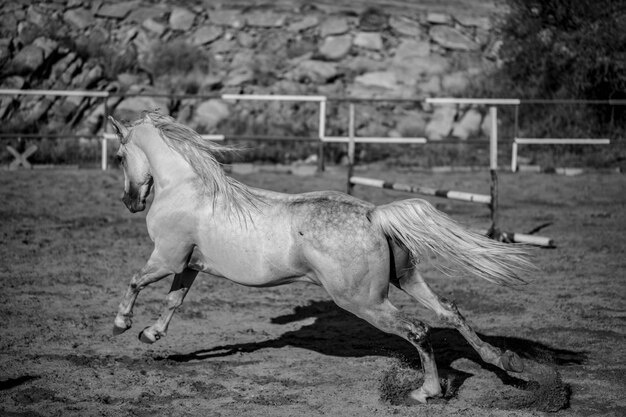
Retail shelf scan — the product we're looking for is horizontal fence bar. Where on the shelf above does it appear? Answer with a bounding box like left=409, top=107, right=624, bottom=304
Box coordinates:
left=475, top=230, right=554, bottom=247
left=222, top=94, right=326, bottom=102
left=349, top=176, right=492, bottom=204
left=0, top=89, right=109, bottom=97
left=102, top=132, right=320, bottom=142
left=514, top=138, right=610, bottom=145
left=425, top=98, right=521, bottom=105
left=322, top=136, right=428, bottom=144
left=0, top=133, right=103, bottom=139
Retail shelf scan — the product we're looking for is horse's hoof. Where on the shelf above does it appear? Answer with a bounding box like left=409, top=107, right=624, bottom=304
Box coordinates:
left=499, top=350, right=524, bottom=373
left=138, top=328, right=157, bottom=344
left=112, top=324, right=129, bottom=336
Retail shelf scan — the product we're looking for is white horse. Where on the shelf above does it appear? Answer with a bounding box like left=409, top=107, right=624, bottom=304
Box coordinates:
left=109, top=111, right=532, bottom=403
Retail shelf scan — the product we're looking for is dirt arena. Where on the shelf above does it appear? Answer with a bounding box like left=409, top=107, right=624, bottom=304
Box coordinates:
left=1, top=166, right=624, bottom=416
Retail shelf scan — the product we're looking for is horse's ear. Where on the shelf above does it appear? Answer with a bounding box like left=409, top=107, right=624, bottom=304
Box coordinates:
left=108, top=116, right=129, bottom=143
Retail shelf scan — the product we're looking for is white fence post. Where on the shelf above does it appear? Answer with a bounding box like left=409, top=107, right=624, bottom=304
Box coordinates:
left=101, top=137, right=107, bottom=171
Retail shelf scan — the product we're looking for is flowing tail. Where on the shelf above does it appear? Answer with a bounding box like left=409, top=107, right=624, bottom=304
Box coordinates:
left=371, top=199, right=533, bottom=285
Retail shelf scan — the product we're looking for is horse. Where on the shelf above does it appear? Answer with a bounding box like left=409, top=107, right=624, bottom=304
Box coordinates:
left=108, top=111, right=532, bottom=403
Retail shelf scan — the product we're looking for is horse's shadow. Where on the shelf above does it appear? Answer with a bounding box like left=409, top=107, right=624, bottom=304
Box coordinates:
left=160, top=300, right=585, bottom=391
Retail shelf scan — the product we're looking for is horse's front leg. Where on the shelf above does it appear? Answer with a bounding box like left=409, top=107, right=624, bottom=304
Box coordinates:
left=138, top=268, right=198, bottom=344
left=112, top=245, right=191, bottom=335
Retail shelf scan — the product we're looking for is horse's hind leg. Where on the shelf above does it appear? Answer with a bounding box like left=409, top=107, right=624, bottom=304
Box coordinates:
left=396, top=269, right=524, bottom=373
left=138, top=268, right=198, bottom=344
left=334, top=296, right=441, bottom=403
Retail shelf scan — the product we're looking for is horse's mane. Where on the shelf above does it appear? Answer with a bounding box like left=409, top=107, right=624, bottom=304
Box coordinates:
left=138, top=111, right=260, bottom=221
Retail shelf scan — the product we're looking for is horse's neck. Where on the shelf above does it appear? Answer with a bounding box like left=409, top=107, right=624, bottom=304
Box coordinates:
left=140, top=137, right=197, bottom=192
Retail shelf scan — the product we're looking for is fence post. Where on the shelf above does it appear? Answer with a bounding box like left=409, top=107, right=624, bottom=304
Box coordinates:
left=317, top=99, right=326, bottom=173
left=347, top=103, right=355, bottom=194
left=102, top=97, right=110, bottom=171
left=488, top=106, right=500, bottom=235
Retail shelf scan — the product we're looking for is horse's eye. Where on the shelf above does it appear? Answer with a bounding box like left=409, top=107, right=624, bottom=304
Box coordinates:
left=115, top=154, right=124, bottom=165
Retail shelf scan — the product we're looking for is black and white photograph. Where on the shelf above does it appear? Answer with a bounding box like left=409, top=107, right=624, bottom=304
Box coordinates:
left=1, top=0, right=624, bottom=415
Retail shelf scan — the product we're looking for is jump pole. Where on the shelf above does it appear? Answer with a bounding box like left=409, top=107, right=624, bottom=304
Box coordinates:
left=349, top=176, right=492, bottom=204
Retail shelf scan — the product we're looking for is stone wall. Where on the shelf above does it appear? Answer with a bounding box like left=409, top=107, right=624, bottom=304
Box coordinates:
left=0, top=1, right=505, bottom=144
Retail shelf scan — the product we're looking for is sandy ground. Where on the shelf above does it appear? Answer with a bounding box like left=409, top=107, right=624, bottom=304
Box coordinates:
left=0, top=166, right=625, bottom=416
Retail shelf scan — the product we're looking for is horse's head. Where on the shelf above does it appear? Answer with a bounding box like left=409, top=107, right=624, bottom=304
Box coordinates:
left=109, top=116, right=153, bottom=213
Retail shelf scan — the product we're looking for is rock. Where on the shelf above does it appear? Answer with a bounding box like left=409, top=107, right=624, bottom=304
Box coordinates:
left=395, top=39, right=430, bottom=59
left=26, top=5, right=48, bottom=27
left=396, top=111, right=428, bottom=137
left=192, top=99, right=230, bottom=131
left=319, top=16, right=350, bottom=37
left=142, top=18, right=167, bottom=36
left=425, top=105, right=456, bottom=140
left=209, top=10, right=246, bottom=28
left=50, top=52, right=78, bottom=82
left=245, top=11, right=286, bottom=28
left=191, top=26, right=223, bottom=45
left=225, top=66, right=254, bottom=87
left=389, top=16, right=422, bottom=37
left=10, top=44, right=44, bottom=75
left=211, top=39, right=237, bottom=54
left=169, top=7, right=196, bottom=31
left=452, top=108, right=483, bottom=140
left=417, top=76, right=441, bottom=95
left=96, top=2, right=135, bottom=20
left=442, top=71, right=470, bottom=94
left=290, top=60, right=338, bottom=83
left=392, top=45, right=448, bottom=83
left=355, top=71, right=398, bottom=90
left=427, top=12, right=453, bottom=25
left=288, top=16, right=319, bottom=32
left=455, top=14, right=492, bottom=30
left=114, top=95, right=169, bottom=121
left=429, top=25, right=480, bottom=51
left=340, top=56, right=387, bottom=75
left=237, top=32, right=256, bottom=48
left=126, top=6, right=167, bottom=24
left=359, top=8, right=388, bottom=31
left=353, top=32, right=383, bottom=50
left=32, top=37, right=58, bottom=60
left=319, top=35, right=352, bottom=61
left=0, top=40, right=11, bottom=69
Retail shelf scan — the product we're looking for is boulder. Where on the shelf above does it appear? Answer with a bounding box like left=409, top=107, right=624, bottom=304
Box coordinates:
left=169, top=7, right=196, bottom=31
left=425, top=105, right=456, bottom=140
left=396, top=111, right=428, bottom=137
left=126, top=6, right=167, bottom=24
left=0, top=40, right=11, bottom=69
left=389, top=16, right=422, bottom=37
left=10, top=44, right=44, bottom=75
left=191, top=26, right=223, bottom=45
left=353, top=32, right=383, bottom=50
left=96, top=2, right=135, bottom=19
left=417, top=76, right=442, bottom=95
left=319, top=35, right=352, bottom=61
left=290, top=60, right=338, bottom=83
left=319, top=16, right=350, bottom=37
left=441, top=71, right=470, bottom=94
left=245, top=11, right=286, bottom=28
left=452, top=108, right=483, bottom=140
left=427, top=12, right=453, bottom=25
left=209, top=10, right=246, bottom=28
left=114, top=96, right=169, bottom=121
left=192, top=99, right=230, bottom=131
left=142, top=18, right=167, bottom=35
left=63, top=8, right=96, bottom=30
left=355, top=71, right=398, bottom=90
left=224, top=66, right=254, bottom=87
left=288, top=16, right=319, bottom=32
left=395, top=39, right=430, bottom=59
left=27, top=5, right=48, bottom=27
left=359, top=8, right=388, bottom=31
left=429, top=25, right=480, bottom=51
left=455, top=14, right=492, bottom=30
left=32, top=37, right=58, bottom=60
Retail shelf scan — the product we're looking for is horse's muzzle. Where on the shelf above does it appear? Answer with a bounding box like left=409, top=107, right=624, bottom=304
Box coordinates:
left=122, top=190, right=146, bottom=213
